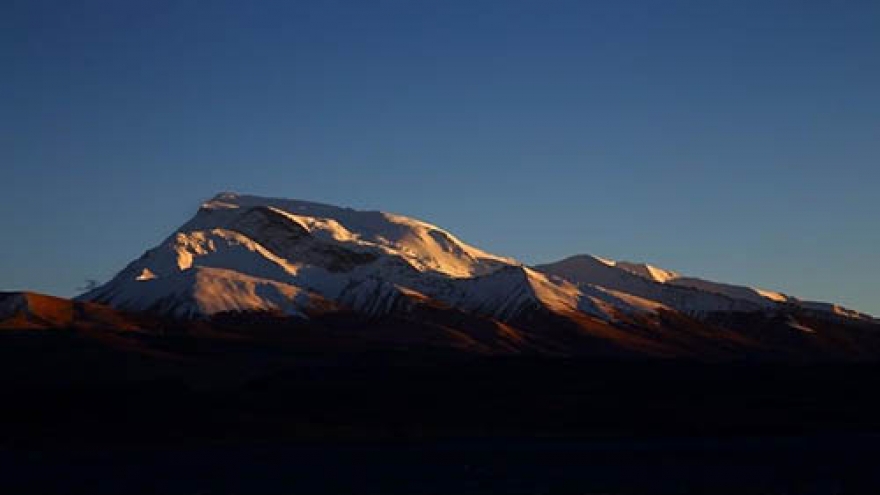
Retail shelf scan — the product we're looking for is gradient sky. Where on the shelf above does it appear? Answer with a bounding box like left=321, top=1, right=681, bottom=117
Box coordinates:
left=2, top=0, right=878, bottom=314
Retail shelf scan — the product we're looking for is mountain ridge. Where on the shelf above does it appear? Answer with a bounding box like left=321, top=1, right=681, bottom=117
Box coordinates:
left=63, top=192, right=878, bottom=360
left=79, top=192, right=873, bottom=320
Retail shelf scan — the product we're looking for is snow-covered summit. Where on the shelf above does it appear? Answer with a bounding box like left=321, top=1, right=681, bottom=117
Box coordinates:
left=191, top=192, right=514, bottom=277
left=80, top=193, right=523, bottom=319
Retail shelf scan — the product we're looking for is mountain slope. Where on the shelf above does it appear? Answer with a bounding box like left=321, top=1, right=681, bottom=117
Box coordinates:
left=533, top=255, right=765, bottom=314
left=0, top=292, right=145, bottom=331
left=535, top=254, right=874, bottom=322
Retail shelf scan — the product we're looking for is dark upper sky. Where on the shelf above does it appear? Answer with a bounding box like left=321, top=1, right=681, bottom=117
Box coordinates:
left=1, top=0, right=878, bottom=314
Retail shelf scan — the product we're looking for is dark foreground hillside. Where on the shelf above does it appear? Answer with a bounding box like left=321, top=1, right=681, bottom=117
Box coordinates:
left=2, top=329, right=880, bottom=494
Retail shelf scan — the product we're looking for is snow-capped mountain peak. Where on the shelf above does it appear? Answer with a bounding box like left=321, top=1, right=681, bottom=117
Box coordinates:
left=80, top=193, right=521, bottom=318
left=191, top=192, right=515, bottom=278
left=79, top=193, right=872, bottom=328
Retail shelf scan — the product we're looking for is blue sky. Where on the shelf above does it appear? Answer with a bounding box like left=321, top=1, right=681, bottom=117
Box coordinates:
left=2, top=0, right=878, bottom=314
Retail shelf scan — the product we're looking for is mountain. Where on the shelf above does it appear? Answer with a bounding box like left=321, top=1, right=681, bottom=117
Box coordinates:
left=73, top=192, right=878, bottom=360
left=80, top=193, right=516, bottom=317
left=80, top=193, right=604, bottom=324
left=535, top=254, right=875, bottom=320
left=0, top=291, right=144, bottom=331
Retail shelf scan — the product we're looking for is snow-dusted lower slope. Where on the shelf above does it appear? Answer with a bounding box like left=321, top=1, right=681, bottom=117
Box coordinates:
left=86, top=266, right=333, bottom=319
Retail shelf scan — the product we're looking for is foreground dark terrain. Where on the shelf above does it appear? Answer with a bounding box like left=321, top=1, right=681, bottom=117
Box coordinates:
left=1, top=292, right=880, bottom=493
left=2, top=324, right=880, bottom=494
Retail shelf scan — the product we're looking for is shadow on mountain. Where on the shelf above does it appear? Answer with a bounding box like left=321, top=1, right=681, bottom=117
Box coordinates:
left=3, top=292, right=880, bottom=493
